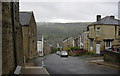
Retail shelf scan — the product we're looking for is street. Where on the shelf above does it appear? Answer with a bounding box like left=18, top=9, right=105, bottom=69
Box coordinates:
left=33, top=54, right=119, bottom=75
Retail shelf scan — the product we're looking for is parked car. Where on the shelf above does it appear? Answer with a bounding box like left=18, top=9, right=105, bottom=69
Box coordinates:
left=56, top=51, right=61, bottom=55
left=60, top=51, right=68, bottom=57
left=111, top=45, right=120, bottom=53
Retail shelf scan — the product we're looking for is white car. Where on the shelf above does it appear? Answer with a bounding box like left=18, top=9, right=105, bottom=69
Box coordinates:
left=56, top=51, right=61, bottom=55
left=60, top=51, right=68, bottom=57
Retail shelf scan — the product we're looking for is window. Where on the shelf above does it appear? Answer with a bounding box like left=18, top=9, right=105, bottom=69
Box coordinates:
left=106, top=41, right=110, bottom=47
left=105, top=41, right=111, bottom=49
left=96, top=27, right=101, bottom=36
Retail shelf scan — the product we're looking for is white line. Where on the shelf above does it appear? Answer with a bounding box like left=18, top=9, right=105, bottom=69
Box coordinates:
left=42, top=61, right=44, bottom=66
left=41, top=61, right=50, bottom=75
left=42, top=67, right=50, bottom=75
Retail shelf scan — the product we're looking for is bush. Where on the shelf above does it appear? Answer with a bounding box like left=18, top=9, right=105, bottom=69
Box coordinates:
left=88, top=51, right=94, bottom=55
left=65, top=46, right=80, bottom=51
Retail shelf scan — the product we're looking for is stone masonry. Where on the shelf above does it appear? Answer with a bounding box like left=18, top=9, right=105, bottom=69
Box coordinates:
left=20, top=11, right=38, bottom=61
left=2, top=2, right=24, bottom=75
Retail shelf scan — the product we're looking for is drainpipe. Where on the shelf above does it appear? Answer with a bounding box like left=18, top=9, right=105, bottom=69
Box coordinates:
left=11, top=2, right=17, bottom=66
left=115, top=25, right=117, bottom=39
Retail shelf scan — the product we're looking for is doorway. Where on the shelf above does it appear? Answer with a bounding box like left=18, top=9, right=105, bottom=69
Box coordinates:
left=96, top=43, right=100, bottom=54
left=105, top=41, right=111, bottom=49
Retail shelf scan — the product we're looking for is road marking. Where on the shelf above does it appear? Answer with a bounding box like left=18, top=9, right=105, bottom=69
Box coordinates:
left=42, top=67, right=50, bottom=75
left=41, top=61, right=50, bottom=75
left=42, top=61, right=44, bottom=66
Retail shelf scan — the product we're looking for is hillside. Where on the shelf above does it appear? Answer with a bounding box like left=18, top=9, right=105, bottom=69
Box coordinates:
left=37, top=22, right=91, bottom=47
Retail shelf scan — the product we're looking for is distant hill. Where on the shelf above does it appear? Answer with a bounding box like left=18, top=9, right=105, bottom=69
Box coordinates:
left=37, top=22, right=91, bottom=47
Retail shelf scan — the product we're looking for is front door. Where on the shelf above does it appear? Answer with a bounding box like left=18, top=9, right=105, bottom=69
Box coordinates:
left=90, top=46, right=93, bottom=51
left=96, top=44, right=100, bottom=54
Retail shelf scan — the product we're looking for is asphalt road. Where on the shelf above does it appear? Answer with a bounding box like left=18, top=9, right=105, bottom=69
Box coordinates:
left=34, top=54, right=119, bottom=75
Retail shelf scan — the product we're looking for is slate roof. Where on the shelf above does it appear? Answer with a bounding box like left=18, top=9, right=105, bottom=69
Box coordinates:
left=89, top=16, right=120, bottom=26
left=19, top=11, right=33, bottom=25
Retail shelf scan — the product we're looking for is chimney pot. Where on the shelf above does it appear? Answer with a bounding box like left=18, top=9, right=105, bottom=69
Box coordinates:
left=97, top=15, right=101, bottom=21
left=110, top=15, right=115, bottom=19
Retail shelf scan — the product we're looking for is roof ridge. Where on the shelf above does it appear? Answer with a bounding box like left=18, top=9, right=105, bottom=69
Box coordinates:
left=101, top=16, right=109, bottom=24
left=88, top=16, right=120, bottom=26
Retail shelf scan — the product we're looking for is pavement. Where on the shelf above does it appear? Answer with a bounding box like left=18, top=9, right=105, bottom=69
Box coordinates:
left=21, top=58, right=49, bottom=75
left=87, top=57, right=120, bottom=70
left=22, top=66, right=49, bottom=74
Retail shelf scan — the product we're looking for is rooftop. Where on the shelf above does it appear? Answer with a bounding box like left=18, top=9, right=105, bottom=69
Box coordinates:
left=90, top=16, right=120, bottom=26
left=19, top=11, right=33, bottom=25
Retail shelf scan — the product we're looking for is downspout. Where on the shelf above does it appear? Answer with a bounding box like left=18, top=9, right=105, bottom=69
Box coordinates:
left=11, top=2, right=17, bottom=66
left=115, top=25, right=117, bottom=39
left=0, top=1, right=2, bottom=76
left=28, top=26, right=30, bottom=59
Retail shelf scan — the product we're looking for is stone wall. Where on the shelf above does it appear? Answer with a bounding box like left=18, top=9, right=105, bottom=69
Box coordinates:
left=0, top=1, right=2, bottom=75
left=2, top=2, right=16, bottom=74
left=2, top=2, right=24, bottom=75
left=63, top=38, right=74, bottom=50
left=44, top=42, right=52, bottom=55
left=13, top=2, right=24, bottom=67
left=74, top=37, right=80, bottom=48
left=29, top=13, right=38, bottom=59
left=83, top=31, right=89, bottom=50
left=22, top=26, right=29, bottom=60
left=20, top=12, right=38, bottom=60
left=104, top=50, right=120, bottom=63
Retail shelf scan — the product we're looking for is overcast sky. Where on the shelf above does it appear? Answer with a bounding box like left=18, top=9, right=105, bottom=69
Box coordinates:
left=20, top=0, right=119, bottom=23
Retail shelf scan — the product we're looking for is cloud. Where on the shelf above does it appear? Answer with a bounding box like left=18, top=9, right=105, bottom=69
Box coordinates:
left=20, top=2, right=118, bottom=22
left=19, top=0, right=120, bottom=2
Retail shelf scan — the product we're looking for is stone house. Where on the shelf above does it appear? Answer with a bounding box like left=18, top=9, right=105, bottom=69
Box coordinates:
left=2, top=2, right=24, bottom=75
left=87, top=15, right=120, bottom=54
left=43, top=41, right=52, bottom=55
left=74, top=37, right=80, bottom=48
left=63, top=38, right=74, bottom=50
left=19, top=11, right=38, bottom=60
left=80, top=33, right=84, bottom=49
left=83, top=30, right=89, bottom=51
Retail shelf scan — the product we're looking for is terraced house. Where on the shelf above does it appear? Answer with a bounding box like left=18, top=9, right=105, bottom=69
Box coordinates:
left=74, top=37, right=81, bottom=49
left=43, top=41, right=52, bottom=55
left=87, top=15, right=120, bottom=54
left=19, top=11, right=38, bottom=61
left=63, top=38, right=74, bottom=50
left=83, top=30, right=89, bottom=51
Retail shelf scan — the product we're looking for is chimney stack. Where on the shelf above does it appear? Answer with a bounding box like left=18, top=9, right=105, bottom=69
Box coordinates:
left=97, top=15, right=101, bottom=21
left=110, top=15, right=115, bottom=19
